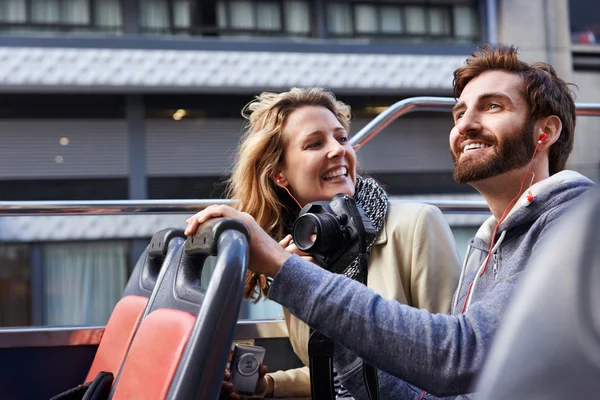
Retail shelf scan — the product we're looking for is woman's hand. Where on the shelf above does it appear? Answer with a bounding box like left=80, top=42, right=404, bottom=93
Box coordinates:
left=185, top=205, right=291, bottom=277
left=220, top=366, right=273, bottom=399
left=279, top=235, right=317, bottom=265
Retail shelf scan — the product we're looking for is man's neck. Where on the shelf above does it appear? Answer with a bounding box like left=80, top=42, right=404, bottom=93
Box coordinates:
left=471, top=164, right=550, bottom=221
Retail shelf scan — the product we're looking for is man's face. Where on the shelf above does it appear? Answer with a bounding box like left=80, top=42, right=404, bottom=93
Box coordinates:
left=449, top=70, right=536, bottom=184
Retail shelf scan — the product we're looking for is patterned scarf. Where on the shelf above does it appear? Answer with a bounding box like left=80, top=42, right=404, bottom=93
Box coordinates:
left=342, top=175, right=388, bottom=281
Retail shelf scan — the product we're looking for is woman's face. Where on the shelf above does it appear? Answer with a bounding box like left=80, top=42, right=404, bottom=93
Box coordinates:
left=279, top=105, right=357, bottom=206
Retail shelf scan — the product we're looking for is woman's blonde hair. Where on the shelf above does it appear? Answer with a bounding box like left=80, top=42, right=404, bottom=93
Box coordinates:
left=226, top=87, right=352, bottom=300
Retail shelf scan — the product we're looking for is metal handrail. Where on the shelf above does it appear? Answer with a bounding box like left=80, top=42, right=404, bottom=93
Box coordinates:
left=0, top=320, right=290, bottom=348
left=5, top=95, right=597, bottom=216
left=0, top=198, right=489, bottom=215
left=349, top=96, right=600, bottom=150
left=0, top=199, right=231, bottom=215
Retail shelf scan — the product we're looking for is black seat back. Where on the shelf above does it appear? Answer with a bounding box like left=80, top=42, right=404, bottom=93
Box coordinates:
left=122, top=228, right=186, bottom=298
left=168, top=218, right=251, bottom=399
left=110, top=218, right=250, bottom=400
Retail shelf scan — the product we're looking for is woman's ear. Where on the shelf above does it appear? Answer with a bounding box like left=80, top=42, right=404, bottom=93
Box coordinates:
left=537, top=115, right=562, bottom=150
left=273, top=172, right=287, bottom=188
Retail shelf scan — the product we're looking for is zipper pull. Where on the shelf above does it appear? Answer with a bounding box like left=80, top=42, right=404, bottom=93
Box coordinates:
left=492, top=253, right=498, bottom=280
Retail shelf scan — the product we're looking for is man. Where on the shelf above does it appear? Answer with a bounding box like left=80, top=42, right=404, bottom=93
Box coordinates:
left=186, top=45, right=594, bottom=399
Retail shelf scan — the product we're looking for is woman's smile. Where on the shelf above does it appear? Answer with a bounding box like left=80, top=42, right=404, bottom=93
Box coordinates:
left=279, top=105, right=357, bottom=206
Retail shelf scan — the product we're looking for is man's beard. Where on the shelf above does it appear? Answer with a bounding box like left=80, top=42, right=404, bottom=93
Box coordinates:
left=451, top=119, right=537, bottom=184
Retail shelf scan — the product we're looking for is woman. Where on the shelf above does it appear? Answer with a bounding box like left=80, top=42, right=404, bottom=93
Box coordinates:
left=185, top=87, right=461, bottom=398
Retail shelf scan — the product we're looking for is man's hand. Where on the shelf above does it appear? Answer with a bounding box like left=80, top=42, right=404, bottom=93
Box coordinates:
left=185, top=205, right=291, bottom=277
left=279, top=235, right=317, bottom=265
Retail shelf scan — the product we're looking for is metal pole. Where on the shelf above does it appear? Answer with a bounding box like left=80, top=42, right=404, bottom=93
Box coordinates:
left=126, top=95, right=147, bottom=200
left=0, top=199, right=232, bottom=215
left=486, top=0, right=499, bottom=44
left=0, top=198, right=490, bottom=215
left=349, top=97, right=456, bottom=151
left=349, top=97, right=600, bottom=151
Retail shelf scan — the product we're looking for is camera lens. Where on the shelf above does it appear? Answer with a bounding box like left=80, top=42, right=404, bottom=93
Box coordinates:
left=237, top=353, right=259, bottom=376
left=293, top=215, right=318, bottom=250
left=292, top=213, right=341, bottom=253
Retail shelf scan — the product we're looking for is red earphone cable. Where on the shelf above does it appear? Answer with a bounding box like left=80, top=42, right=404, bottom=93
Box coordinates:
left=460, top=139, right=543, bottom=313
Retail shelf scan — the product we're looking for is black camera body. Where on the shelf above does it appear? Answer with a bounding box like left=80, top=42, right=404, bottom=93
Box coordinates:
left=291, top=193, right=377, bottom=274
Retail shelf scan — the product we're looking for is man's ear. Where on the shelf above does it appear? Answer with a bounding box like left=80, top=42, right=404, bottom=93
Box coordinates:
left=536, top=115, right=562, bottom=150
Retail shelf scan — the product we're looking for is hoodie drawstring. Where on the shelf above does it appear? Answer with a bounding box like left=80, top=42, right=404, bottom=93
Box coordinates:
left=463, top=230, right=507, bottom=312
left=452, top=246, right=473, bottom=314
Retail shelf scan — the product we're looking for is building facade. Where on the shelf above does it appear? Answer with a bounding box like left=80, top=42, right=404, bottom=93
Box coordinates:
left=0, top=0, right=598, bottom=327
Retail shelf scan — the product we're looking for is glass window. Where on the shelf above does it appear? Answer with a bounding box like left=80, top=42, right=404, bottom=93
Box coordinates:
left=429, top=7, right=451, bottom=35
left=569, top=0, right=600, bottom=45
left=139, top=0, right=170, bottom=33
left=173, top=0, right=191, bottom=29
left=326, top=0, right=479, bottom=43
left=201, top=255, right=283, bottom=321
left=43, top=241, right=128, bottom=326
left=450, top=226, right=478, bottom=262
left=94, top=0, right=122, bottom=31
left=0, top=0, right=26, bottom=23
left=230, top=1, right=255, bottom=29
left=405, top=5, right=426, bottom=34
left=256, top=2, right=281, bottom=30
left=219, top=0, right=310, bottom=37
left=217, top=1, right=228, bottom=27
left=239, top=298, right=284, bottom=320
left=453, top=5, right=477, bottom=40
left=284, top=0, right=310, bottom=34
left=31, top=0, right=61, bottom=23
left=0, top=0, right=121, bottom=33
left=138, top=0, right=311, bottom=37
left=380, top=6, right=403, bottom=34
left=327, top=3, right=352, bottom=35
left=0, top=244, right=31, bottom=327
left=355, top=4, right=378, bottom=34
left=63, top=0, right=91, bottom=24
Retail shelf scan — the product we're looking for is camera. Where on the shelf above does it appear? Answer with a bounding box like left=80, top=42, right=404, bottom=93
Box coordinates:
left=291, top=193, right=377, bottom=274
left=229, top=344, right=266, bottom=395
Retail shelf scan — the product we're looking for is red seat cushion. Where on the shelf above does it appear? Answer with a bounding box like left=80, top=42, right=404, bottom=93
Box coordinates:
left=111, top=308, right=196, bottom=400
left=86, top=295, right=148, bottom=382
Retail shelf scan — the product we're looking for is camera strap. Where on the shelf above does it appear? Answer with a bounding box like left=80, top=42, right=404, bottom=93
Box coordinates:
left=348, top=197, right=380, bottom=400
left=308, top=330, right=336, bottom=400
left=308, top=327, right=380, bottom=400
left=308, top=257, right=380, bottom=400
left=363, top=362, right=380, bottom=400
left=357, top=254, right=381, bottom=400
left=307, top=195, right=380, bottom=400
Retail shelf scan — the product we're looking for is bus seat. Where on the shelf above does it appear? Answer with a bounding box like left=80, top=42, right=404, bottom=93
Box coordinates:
left=123, top=228, right=186, bottom=298
left=85, top=228, right=185, bottom=383
left=110, top=308, right=196, bottom=400
left=476, top=189, right=600, bottom=399
left=111, top=218, right=250, bottom=400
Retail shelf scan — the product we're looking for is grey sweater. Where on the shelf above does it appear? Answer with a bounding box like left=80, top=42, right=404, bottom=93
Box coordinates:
left=268, top=171, right=594, bottom=399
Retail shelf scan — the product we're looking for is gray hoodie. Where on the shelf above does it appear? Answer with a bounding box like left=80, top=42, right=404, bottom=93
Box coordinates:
left=268, top=170, right=594, bottom=399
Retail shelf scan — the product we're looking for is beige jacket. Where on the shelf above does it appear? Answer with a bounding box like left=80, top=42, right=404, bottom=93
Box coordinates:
left=269, top=202, right=462, bottom=397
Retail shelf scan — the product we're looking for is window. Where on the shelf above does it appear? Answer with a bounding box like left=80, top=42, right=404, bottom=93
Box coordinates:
left=569, top=0, right=600, bottom=45
left=43, top=241, right=129, bottom=326
left=326, top=0, right=479, bottom=43
left=0, top=241, right=130, bottom=327
left=0, top=0, right=122, bottom=34
left=139, top=0, right=312, bottom=37
left=0, top=244, right=31, bottom=327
